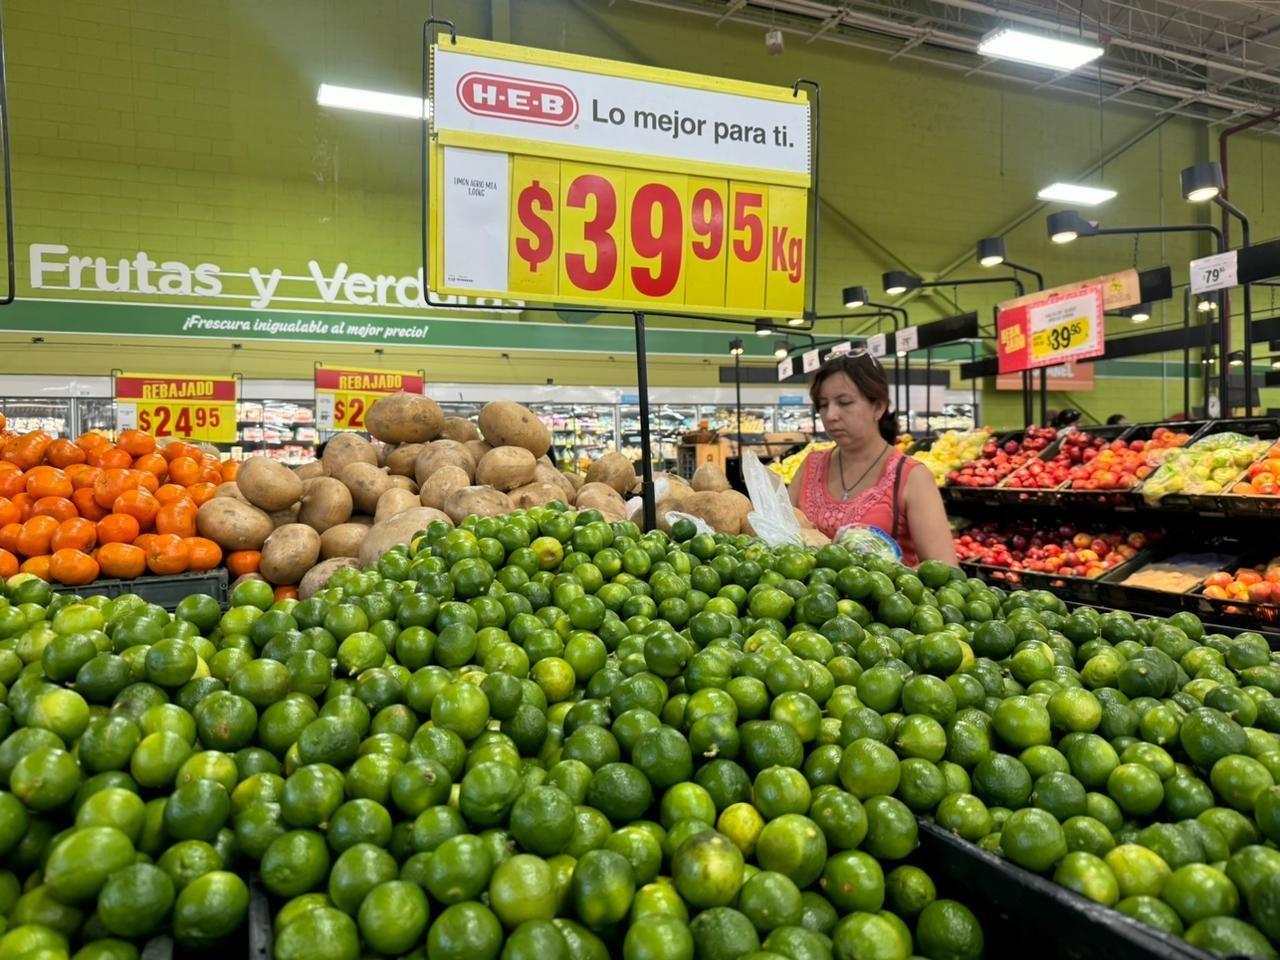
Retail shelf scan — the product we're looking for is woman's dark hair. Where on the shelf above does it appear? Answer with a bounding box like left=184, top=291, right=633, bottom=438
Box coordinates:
left=1106, top=413, right=1127, bottom=425
left=1051, top=408, right=1082, bottom=429
left=809, top=354, right=898, bottom=444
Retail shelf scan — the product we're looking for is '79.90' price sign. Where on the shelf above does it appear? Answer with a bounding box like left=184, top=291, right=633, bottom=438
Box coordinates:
left=429, top=37, right=811, bottom=318
left=315, top=366, right=425, bottom=432
left=115, top=373, right=238, bottom=444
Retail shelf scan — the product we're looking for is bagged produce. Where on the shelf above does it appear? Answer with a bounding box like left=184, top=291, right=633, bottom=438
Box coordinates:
left=741, top=450, right=803, bottom=546
left=1140, top=432, right=1269, bottom=501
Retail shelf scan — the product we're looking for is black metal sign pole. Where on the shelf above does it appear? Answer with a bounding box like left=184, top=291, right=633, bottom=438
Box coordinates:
left=633, top=312, right=656, bottom=531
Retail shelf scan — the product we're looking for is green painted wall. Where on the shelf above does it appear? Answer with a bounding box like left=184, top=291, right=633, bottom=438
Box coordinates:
left=3, top=0, right=1279, bottom=425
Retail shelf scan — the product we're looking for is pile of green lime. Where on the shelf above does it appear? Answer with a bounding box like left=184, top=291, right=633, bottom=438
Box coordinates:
left=0, top=504, right=1273, bottom=960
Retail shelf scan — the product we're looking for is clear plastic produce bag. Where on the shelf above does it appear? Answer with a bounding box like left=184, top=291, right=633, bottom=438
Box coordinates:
left=834, top=524, right=903, bottom=561
left=741, top=450, right=804, bottom=547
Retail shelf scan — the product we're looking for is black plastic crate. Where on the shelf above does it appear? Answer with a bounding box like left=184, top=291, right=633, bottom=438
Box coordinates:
left=914, top=821, right=1218, bottom=960
left=52, top=569, right=228, bottom=609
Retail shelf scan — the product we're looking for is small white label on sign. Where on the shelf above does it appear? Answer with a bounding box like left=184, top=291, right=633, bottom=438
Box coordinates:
left=802, top=349, right=821, bottom=373
left=1208, top=394, right=1222, bottom=418
left=1190, top=250, right=1238, bottom=294
left=828, top=341, right=853, bottom=357
left=866, top=333, right=887, bottom=358
left=316, top=393, right=336, bottom=430
left=777, top=356, right=794, bottom=381
left=896, top=326, right=919, bottom=353
left=443, top=147, right=510, bottom=291
left=116, top=403, right=138, bottom=432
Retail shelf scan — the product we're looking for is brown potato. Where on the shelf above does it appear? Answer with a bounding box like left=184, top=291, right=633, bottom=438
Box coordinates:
left=339, top=462, right=394, bottom=515
left=322, top=433, right=378, bottom=476
left=575, top=483, right=627, bottom=522
left=565, top=473, right=585, bottom=492
left=419, top=465, right=471, bottom=510
left=721, top=489, right=753, bottom=520
left=802, top=528, right=831, bottom=546
left=269, top=504, right=301, bottom=530
left=298, top=477, right=353, bottom=533
left=586, top=452, right=637, bottom=496
left=479, top=400, right=551, bottom=457
left=384, top=443, right=424, bottom=478
left=375, top=487, right=420, bottom=523
left=509, top=481, right=564, bottom=509
left=358, top=507, right=453, bottom=565
left=259, top=523, right=322, bottom=585
left=319, top=523, right=368, bottom=559
left=534, top=462, right=575, bottom=501
left=349, top=514, right=375, bottom=527
left=197, top=498, right=274, bottom=551
left=692, top=462, right=730, bottom=493
left=415, top=440, right=477, bottom=485
left=299, top=557, right=362, bottom=600
left=388, top=476, right=418, bottom=493
left=443, top=486, right=514, bottom=524
left=464, top=439, right=493, bottom=464
left=441, top=417, right=481, bottom=443
left=294, top=461, right=327, bottom=480
left=365, top=392, right=445, bottom=444
left=476, top=447, right=537, bottom=492
left=687, top=490, right=740, bottom=534
left=235, top=456, right=304, bottom=512
left=213, top=482, right=248, bottom=502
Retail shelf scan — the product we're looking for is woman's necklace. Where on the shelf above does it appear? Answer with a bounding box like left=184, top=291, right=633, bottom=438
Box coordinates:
left=836, top=444, right=889, bottom=501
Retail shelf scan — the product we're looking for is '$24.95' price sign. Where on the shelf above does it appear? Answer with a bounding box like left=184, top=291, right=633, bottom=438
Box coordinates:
left=115, top=374, right=238, bottom=444
left=506, top=158, right=807, bottom=316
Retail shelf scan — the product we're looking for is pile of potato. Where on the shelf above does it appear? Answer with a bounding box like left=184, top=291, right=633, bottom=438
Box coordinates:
left=193, top=395, right=595, bottom=596
left=194, top=392, right=786, bottom=595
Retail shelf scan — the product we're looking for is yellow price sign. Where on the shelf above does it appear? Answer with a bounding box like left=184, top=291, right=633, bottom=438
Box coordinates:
left=1031, top=315, right=1091, bottom=361
left=504, top=158, right=805, bottom=315
left=115, top=374, right=238, bottom=444
left=316, top=367, right=426, bottom=433
left=430, top=36, right=812, bottom=318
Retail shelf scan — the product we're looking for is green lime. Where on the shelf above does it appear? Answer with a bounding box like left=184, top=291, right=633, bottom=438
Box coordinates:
left=915, top=899, right=984, bottom=960
left=97, top=863, right=178, bottom=939
left=1000, top=807, right=1067, bottom=872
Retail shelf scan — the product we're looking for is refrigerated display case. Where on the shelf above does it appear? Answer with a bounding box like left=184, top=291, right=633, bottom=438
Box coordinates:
left=439, top=402, right=483, bottom=426
left=2, top=398, right=72, bottom=437
left=538, top=403, right=618, bottom=473
left=775, top=402, right=820, bottom=436
left=77, top=398, right=118, bottom=439
left=239, top=400, right=317, bottom=463
left=704, top=405, right=771, bottom=436
left=620, top=404, right=698, bottom=468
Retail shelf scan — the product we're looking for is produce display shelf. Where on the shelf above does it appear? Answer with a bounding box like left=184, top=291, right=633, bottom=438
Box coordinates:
left=52, top=569, right=229, bottom=609
left=914, top=821, right=1217, bottom=960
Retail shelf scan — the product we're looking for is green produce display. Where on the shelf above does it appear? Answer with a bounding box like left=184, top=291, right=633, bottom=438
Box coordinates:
left=0, top=504, right=1275, bottom=960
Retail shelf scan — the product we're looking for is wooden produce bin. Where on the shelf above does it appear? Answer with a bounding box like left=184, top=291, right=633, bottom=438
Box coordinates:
left=678, top=440, right=730, bottom=480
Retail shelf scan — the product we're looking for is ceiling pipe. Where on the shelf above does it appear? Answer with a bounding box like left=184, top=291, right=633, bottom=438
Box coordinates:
left=629, top=0, right=1280, bottom=125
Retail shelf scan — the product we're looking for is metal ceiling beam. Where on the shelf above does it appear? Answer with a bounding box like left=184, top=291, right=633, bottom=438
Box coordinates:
left=715, top=0, right=1280, bottom=120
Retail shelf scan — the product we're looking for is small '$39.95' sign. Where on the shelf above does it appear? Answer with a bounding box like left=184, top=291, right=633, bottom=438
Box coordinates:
left=997, top=286, right=1105, bottom=374
left=115, top=374, right=238, bottom=444
left=315, top=367, right=425, bottom=432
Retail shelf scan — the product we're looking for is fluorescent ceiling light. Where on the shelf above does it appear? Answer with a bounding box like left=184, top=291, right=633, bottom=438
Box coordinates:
left=317, top=83, right=429, bottom=119
left=1038, top=182, right=1117, bottom=205
left=978, top=27, right=1104, bottom=71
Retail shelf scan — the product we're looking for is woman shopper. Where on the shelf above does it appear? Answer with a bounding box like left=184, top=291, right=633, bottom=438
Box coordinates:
left=789, top=352, right=956, bottom=566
